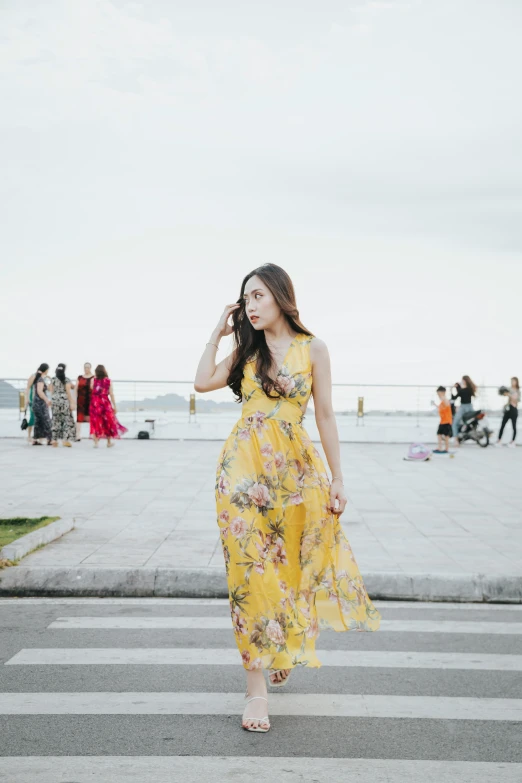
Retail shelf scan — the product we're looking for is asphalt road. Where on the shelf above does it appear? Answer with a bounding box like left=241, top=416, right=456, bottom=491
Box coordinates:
left=1, top=597, right=521, bottom=782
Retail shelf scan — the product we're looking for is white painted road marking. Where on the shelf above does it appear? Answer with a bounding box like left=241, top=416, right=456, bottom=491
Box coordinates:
left=0, top=692, right=520, bottom=720
left=6, top=648, right=522, bottom=670
left=1, top=757, right=521, bottom=783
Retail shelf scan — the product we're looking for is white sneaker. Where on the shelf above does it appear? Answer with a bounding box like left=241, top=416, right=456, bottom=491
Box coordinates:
left=508, top=441, right=517, bottom=448
left=495, top=442, right=503, bottom=448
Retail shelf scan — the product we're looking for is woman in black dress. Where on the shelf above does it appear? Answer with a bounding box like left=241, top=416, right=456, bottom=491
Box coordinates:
left=75, top=362, right=94, bottom=441
left=31, top=364, right=52, bottom=445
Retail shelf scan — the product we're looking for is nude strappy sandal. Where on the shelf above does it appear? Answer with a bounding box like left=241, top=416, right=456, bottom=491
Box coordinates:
left=269, top=669, right=291, bottom=688
left=242, top=695, right=270, bottom=733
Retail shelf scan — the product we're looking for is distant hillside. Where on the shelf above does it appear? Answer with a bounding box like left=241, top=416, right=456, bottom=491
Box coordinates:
left=0, top=380, right=19, bottom=408
left=118, top=391, right=238, bottom=413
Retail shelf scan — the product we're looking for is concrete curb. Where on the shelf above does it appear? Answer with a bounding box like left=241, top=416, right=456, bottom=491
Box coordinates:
left=0, top=518, right=75, bottom=562
left=0, top=566, right=521, bottom=602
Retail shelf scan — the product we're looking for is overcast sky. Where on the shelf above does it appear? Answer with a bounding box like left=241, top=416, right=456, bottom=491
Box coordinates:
left=1, top=0, right=521, bottom=389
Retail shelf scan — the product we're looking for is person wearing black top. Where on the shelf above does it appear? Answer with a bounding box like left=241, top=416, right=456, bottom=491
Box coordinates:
left=496, top=377, right=520, bottom=447
left=451, top=375, right=477, bottom=446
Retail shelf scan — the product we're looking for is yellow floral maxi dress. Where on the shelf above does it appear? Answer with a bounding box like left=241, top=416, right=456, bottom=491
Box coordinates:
left=215, top=333, right=381, bottom=671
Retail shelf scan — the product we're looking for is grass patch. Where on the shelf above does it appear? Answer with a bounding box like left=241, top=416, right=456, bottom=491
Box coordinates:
left=0, top=517, right=60, bottom=549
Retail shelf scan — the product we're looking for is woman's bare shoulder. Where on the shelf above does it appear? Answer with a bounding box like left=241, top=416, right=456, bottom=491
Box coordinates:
left=309, top=336, right=329, bottom=359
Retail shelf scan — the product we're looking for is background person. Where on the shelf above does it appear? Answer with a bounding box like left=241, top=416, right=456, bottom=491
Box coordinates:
left=23, top=369, right=37, bottom=443
left=31, top=363, right=52, bottom=445
left=496, top=377, right=520, bottom=448
left=432, top=385, right=452, bottom=454
left=451, top=375, right=477, bottom=447
left=50, top=363, right=76, bottom=447
left=89, top=365, right=127, bottom=447
left=75, top=362, right=94, bottom=441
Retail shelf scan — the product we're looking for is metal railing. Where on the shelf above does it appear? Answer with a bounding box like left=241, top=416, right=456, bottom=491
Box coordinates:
left=0, top=377, right=507, bottom=422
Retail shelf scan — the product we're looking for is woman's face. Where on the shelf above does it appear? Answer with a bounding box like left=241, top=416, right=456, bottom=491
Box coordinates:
left=512, top=378, right=517, bottom=387
left=242, top=275, right=280, bottom=331
left=84, top=363, right=92, bottom=374
left=461, top=378, right=467, bottom=388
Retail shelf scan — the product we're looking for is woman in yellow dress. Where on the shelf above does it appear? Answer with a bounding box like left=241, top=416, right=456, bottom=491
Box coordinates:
left=194, top=264, right=380, bottom=733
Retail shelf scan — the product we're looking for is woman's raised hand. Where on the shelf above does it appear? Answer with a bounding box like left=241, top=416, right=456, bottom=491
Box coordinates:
left=215, top=303, right=241, bottom=338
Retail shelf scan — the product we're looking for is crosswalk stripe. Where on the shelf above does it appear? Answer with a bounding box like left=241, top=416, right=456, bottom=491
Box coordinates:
left=0, top=692, right=520, bottom=720
left=47, top=616, right=522, bottom=634
left=1, top=757, right=521, bottom=783
left=2, top=597, right=522, bottom=610
left=6, top=648, right=522, bottom=670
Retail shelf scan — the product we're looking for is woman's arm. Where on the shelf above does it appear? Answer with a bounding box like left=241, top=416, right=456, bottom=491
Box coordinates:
left=109, top=382, right=117, bottom=412
left=194, top=343, right=236, bottom=393
left=66, top=382, right=75, bottom=410
left=25, top=374, right=35, bottom=400
left=37, top=380, right=51, bottom=406
left=194, top=304, right=240, bottom=392
left=310, top=339, right=347, bottom=516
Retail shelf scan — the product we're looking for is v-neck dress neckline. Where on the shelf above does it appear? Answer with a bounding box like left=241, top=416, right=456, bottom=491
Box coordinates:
left=269, top=333, right=299, bottom=383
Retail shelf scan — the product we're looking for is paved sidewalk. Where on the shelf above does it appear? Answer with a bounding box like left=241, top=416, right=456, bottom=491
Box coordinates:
left=0, top=439, right=521, bottom=599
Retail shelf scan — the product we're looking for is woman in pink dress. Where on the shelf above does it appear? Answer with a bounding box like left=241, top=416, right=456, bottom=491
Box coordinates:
left=89, top=365, right=128, bottom=448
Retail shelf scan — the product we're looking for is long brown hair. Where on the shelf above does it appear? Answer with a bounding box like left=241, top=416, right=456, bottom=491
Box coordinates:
left=462, top=375, right=477, bottom=396
left=227, top=264, right=313, bottom=403
left=95, top=364, right=108, bottom=379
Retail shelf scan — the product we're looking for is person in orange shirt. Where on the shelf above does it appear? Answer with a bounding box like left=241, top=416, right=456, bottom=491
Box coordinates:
left=433, top=385, right=453, bottom=454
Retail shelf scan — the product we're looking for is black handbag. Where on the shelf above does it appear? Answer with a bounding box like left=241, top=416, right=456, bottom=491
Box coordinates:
left=21, top=413, right=29, bottom=431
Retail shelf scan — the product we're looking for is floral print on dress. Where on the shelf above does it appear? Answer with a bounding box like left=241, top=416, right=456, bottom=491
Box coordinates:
left=89, top=377, right=128, bottom=440
left=51, top=376, right=76, bottom=441
left=216, top=333, right=381, bottom=671
left=32, top=378, right=52, bottom=441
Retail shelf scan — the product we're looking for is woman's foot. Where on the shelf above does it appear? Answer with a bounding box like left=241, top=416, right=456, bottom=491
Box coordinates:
left=269, top=668, right=291, bottom=687
left=50, top=441, right=58, bottom=447
left=242, top=670, right=269, bottom=732
left=107, top=440, right=114, bottom=448
left=242, top=696, right=270, bottom=732
left=63, top=441, right=72, bottom=447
